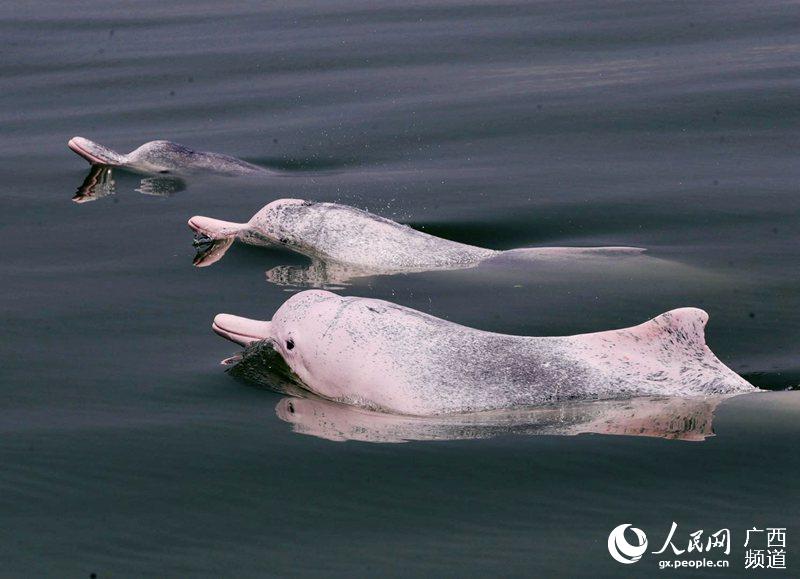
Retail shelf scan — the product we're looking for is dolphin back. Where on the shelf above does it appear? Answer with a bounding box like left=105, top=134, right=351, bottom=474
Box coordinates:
left=263, top=201, right=498, bottom=269
left=300, top=300, right=756, bottom=413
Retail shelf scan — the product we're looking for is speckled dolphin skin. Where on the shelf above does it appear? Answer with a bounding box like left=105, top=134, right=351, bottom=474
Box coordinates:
left=212, top=290, right=757, bottom=416
left=68, top=136, right=266, bottom=175
left=189, top=199, right=642, bottom=277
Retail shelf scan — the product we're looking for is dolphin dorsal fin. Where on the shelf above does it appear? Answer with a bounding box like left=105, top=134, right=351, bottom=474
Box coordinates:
left=596, top=307, right=713, bottom=365
left=577, top=307, right=754, bottom=396
left=629, top=307, right=709, bottom=350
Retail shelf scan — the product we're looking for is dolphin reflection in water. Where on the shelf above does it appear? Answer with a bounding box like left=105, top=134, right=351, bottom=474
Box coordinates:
left=73, top=165, right=186, bottom=203
left=273, top=394, right=730, bottom=443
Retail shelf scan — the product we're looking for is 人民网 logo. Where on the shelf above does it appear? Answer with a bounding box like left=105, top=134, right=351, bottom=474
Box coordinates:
left=608, top=524, right=649, bottom=564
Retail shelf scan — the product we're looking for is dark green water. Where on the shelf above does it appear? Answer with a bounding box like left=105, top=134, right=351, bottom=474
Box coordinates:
left=1, top=1, right=798, bottom=577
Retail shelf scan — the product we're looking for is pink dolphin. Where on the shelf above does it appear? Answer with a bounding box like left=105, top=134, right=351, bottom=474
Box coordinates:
left=212, top=290, right=757, bottom=416
left=189, top=199, right=644, bottom=282
left=68, top=136, right=266, bottom=175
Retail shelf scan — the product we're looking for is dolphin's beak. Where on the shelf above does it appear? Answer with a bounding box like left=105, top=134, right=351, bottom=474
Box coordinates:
left=68, top=136, right=124, bottom=165
left=212, top=314, right=273, bottom=346
left=188, top=216, right=246, bottom=240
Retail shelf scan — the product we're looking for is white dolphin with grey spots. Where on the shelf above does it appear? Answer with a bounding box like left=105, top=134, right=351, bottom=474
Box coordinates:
left=189, top=199, right=644, bottom=282
left=68, top=136, right=267, bottom=175
left=212, top=290, right=757, bottom=416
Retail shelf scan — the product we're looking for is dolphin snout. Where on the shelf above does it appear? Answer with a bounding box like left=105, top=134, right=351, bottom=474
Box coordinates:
left=212, top=314, right=273, bottom=346
left=188, top=216, right=246, bottom=240
left=68, top=136, right=114, bottom=165
left=69, top=137, right=100, bottom=162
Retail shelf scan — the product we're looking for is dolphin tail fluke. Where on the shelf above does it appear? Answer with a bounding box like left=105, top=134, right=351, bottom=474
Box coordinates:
left=582, top=308, right=756, bottom=396
left=188, top=216, right=247, bottom=240
left=68, top=136, right=126, bottom=166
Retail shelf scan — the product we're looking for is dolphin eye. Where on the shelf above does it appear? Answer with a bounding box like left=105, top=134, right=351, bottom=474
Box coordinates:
left=286, top=339, right=294, bottom=350
left=287, top=401, right=295, bottom=414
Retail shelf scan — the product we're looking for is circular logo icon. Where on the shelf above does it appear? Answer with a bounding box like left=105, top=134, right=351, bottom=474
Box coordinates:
left=608, top=524, right=648, bottom=564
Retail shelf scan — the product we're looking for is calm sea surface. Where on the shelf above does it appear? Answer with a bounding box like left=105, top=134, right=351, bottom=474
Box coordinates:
left=1, top=1, right=798, bottom=577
